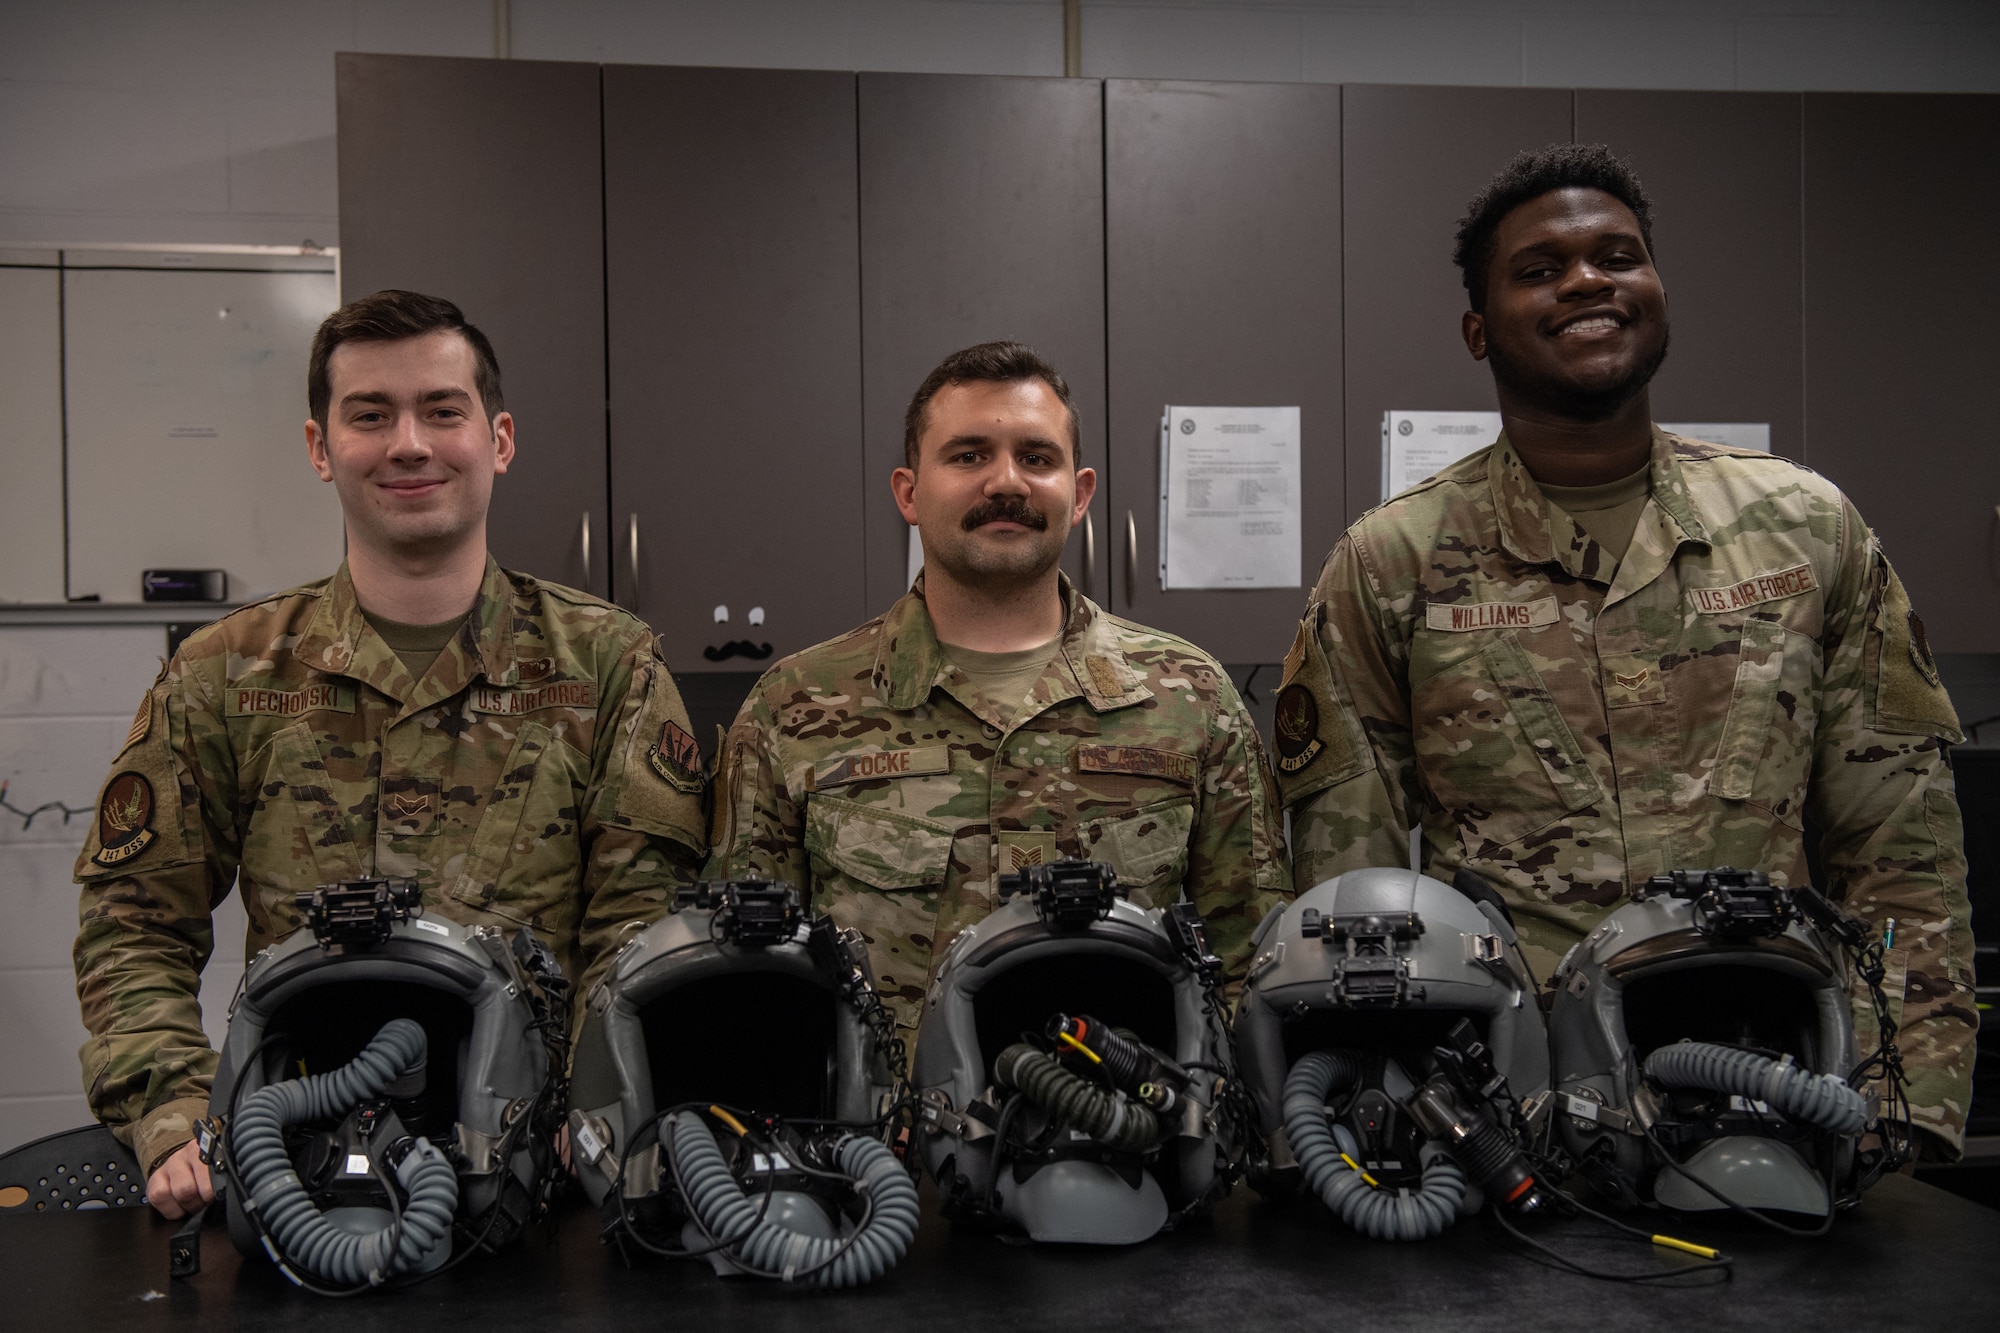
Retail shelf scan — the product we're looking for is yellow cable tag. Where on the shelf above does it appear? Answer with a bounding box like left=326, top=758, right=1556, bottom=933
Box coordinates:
left=1651, top=1234, right=1721, bottom=1260
left=709, top=1105, right=750, bottom=1137
left=1057, top=1030, right=1103, bottom=1063
left=1338, top=1152, right=1382, bottom=1189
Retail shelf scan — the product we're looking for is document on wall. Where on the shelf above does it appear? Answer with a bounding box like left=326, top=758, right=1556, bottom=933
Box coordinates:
left=1659, top=422, right=1770, bottom=453
left=1158, top=406, right=1301, bottom=590
left=1381, top=410, right=1500, bottom=501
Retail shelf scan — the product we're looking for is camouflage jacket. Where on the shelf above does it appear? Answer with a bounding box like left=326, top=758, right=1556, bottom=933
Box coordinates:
left=73, top=559, right=708, bottom=1174
left=1276, top=428, right=1975, bottom=1152
left=706, top=575, right=1291, bottom=1027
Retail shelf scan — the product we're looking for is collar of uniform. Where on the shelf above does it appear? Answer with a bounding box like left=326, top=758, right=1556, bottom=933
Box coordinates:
left=1489, top=428, right=1709, bottom=581
left=872, top=572, right=1152, bottom=714
left=292, top=557, right=518, bottom=702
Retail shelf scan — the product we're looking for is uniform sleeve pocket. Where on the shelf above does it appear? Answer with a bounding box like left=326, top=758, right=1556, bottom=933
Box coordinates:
left=804, top=795, right=953, bottom=890
left=1713, top=617, right=1817, bottom=827
left=1082, top=797, right=1195, bottom=909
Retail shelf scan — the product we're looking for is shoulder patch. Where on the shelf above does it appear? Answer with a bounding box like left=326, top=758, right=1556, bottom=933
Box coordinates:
left=122, top=694, right=153, bottom=754
left=1870, top=558, right=1961, bottom=739
left=1076, top=744, right=1197, bottom=786
left=1268, top=611, right=1374, bottom=806
left=649, top=720, right=705, bottom=793
left=90, top=772, right=157, bottom=867
left=1273, top=685, right=1324, bottom=774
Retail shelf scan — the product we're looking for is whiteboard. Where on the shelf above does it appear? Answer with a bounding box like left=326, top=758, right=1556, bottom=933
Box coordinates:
left=0, top=258, right=66, bottom=603
left=63, top=254, right=343, bottom=603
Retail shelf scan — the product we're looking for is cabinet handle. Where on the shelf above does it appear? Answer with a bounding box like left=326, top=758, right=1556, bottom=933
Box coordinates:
left=1080, top=511, right=1096, bottom=601
left=579, top=511, right=592, bottom=585
left=626, top=513, right=640, bottom=609
left=1124, top=510, right=1138, bottom=606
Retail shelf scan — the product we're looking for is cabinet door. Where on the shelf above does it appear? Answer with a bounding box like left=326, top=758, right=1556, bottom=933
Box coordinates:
left=0, top=257, right=64, bottom=603
left=1105, top=80, right=1342, bottom=663
left=335, top=54, right=607, bottom=597
left=1804, top=94, right=2000, bottom=653
left=1341, top=85, right=1573, bottom=525
left=604, top=65, right=866, bottom=671
left=1576, top=92, right=1803, bottom=462
left=858, top=73, right=1107, bottom=613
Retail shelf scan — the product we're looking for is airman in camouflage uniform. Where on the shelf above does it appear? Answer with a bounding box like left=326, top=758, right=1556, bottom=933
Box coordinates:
left=708, top=572, right=1289, bottom=1027
left=73, top=560, right=707, bottom=1178
left=73, top=290, right=707, bottom=1191
left=1279, top=145, right=1974, bottom=1155
left=707, top=340, right=1288, bottom=1028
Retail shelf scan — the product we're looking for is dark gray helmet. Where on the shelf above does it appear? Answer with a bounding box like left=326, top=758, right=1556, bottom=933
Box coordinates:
left=1549, top=869, right=1876, bottom=1219
left=912, top=860, right=1231, bottom=1245
left=1234, top=867, right=1551, bottom=1240
left=208, top=879, right=563, bottom=1292
left=567, top=881, right=918, bottom=1287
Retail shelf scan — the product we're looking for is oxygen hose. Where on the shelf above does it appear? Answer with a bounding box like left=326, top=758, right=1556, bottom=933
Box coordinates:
left=1645, top=1040, right=1868, bottom=1135
left=229, top=1018, right=459, bottom=1287
left=993, top=1043, right=1166, bottom=1153
left=1282, top=1050, right=1466, bottom=1241
left=665, top=1111, right=919, bottom=1287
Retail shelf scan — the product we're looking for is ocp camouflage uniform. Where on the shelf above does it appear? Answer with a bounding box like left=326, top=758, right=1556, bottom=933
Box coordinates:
left=707, top=575, right=1291, bottom=1027
left=1276, top=429, right=1976, bottom=1153
left=73, top=559, right=708, bottom=1175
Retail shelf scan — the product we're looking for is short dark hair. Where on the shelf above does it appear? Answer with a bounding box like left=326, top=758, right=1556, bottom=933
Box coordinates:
left=902, top=341, right=1079, bottom=469
left=308, top=289, right=504, bottom=432
left=1453, top=143, right=1656, bottom=312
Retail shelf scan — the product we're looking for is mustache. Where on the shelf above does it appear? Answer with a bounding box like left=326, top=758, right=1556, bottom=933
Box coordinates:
left=961, top=496, right=1049, bottom=531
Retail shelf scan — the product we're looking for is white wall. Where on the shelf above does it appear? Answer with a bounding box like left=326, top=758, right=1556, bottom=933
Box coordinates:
left=4, top=1, right=1997, bottom=249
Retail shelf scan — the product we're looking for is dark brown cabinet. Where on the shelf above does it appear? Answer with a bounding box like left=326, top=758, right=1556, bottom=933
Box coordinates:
left=603, top=65, right=867, bottom=671
left=1339, top=85, right=1572, bottom=526
left=857, top=73, right=1108, bottom=613
left=335, top=54, right=607, bottom=596
left=1105, top=79, right=1343, bottom=662
left=1804, top=94, right=2000, bottom=653
left=1575, top=91, right=1804, bottom=462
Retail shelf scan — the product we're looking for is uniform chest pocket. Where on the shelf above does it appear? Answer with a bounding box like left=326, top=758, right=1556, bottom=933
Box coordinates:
left=1081, top=797, right=1195, bottom=909
left=448, top=721, right=590, bottom=925
left=1410, top=630, right=1603, bottom=851
left=1712, top=617, right=1820, bottom=829
left=804, top=794, right=954, bottom=891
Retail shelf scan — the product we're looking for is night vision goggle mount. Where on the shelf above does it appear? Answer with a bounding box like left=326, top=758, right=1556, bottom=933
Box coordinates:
left=296, top=877, right=423, bottom=950
left=999, top=857, right=1120, bottom=929
left=678, top=879, right=805, bottom=947
left=1298, top=907, right=1426, bottom=1006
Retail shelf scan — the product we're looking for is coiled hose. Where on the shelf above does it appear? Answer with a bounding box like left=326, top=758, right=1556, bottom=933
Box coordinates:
left=665, top=1111, right=919, bottom=1287
left=230, top=1018, right=459, bottom=1287
left=993, top=1044, right=1166, bottom=1153
left=1282, top=1050, right=1466, bottom=1241
left=1645, top=1040, right=1868, bottom=1136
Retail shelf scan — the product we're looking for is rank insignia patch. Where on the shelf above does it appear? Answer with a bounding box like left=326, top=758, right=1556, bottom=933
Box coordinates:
left=1273, top=684, right=1324, bottom=774
left=650, top=720, right=704, bottom=793
left=92, top=771, right=157, bottom=867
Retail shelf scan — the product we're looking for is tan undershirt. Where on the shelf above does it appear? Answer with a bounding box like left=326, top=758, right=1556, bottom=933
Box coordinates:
left=1539, top=463, right=1652, bottom=565
left=362, top=608, right=473, bottom=682
left=942, top=637, right=1061, bottom=727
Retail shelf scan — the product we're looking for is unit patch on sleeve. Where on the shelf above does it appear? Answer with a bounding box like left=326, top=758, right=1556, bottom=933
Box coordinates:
left=1273, top=684, right=1324, bottom=774
left=91, top=771, right=157, bottom=867
left=1075, top=744, right=1197, bottom=786
left=649, top=720, right=705, bottom=793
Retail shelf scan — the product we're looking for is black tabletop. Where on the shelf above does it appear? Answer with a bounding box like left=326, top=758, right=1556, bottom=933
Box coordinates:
left=6, top=1174, right=1995, bottom=1332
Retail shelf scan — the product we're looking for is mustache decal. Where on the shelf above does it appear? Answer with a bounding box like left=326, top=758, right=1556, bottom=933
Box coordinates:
left=704, top=639, right=775, bottom=663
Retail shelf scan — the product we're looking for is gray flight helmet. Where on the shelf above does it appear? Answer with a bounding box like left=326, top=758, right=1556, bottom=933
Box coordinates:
left=1548, top=873, right=1860, bottom=1217
left=1233, top=867, right=1548, bottom=1218
left=567, top=889, right=898, bottom=1211
left=912, top=871, right=1226, bottom=1246
left=210, top=906, right=555, bottom=1270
